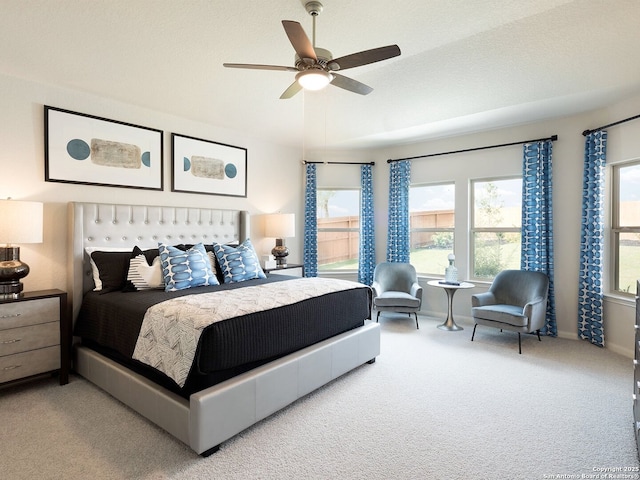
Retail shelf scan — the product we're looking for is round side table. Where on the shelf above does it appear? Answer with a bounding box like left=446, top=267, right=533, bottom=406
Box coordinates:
left=427, top=280, right=475, bottom=331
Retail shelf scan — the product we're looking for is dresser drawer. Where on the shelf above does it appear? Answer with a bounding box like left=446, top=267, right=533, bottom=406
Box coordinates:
left=0, top=322, right=59, bottom=356
left=264, top=264, right=305, bottom=278
left=0, top=346, right=59, bottom=383
left=0, top=297, right=60, bottom=330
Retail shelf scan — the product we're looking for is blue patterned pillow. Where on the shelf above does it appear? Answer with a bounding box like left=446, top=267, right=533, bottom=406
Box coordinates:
left=158, top=242, right=219, bottom=291
left=213, top=238, right=266, bottom=284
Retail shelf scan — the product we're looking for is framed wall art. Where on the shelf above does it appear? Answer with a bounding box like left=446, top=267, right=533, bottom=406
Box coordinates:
left=171, top=133, right=247, bottom=197
left=44, top=106, right=163, bottom=190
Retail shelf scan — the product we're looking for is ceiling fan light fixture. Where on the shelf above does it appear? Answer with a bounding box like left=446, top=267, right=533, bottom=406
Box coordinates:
left=223, top=2, right=400, bottom=99
left=296, top=70, right=333, bottom=90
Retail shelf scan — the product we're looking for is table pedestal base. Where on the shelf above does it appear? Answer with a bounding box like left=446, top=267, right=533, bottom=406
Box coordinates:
left=437, top=286, right=464, bottom=331
left=437, top=322, right=463, bottom=331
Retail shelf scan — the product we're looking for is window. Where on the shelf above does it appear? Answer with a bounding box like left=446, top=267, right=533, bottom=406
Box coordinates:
left=471, top=177, right=522, bottom=279
left=317, top=189, right=360, bottom=271
left=409, top=183, right=455, bottom=275
left=612, top=161, right=640, bottom=295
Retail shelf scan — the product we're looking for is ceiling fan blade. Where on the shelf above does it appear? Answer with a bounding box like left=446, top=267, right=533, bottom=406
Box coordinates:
left=282, top=20, right=317, bottom=62
left=223, top=63, right=298, bottom=72
left=280, top=81, right=303, bottom=99
left=330, top=74, right=373, bottom=95
left=328, top=45, right=401, bottom=71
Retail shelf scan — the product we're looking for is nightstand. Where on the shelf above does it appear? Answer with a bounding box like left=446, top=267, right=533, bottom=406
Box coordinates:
left=263, top=263, right=305, bottom=277
left=0, top=289, right=69, bottom=386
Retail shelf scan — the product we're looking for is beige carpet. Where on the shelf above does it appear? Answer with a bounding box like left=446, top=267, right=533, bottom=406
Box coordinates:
left=1, top=314, right=638, bottom=479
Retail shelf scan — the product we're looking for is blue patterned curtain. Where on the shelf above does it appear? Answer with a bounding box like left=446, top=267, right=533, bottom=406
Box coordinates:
left=358, top=164, right=376, bottom=285
left=303, top=163, right=318, bottom=277
left=386, top=160, right=411, bottom=263
left=578, top=131, right=607, bottom=347
left=521, top=140, right=557, bottom=336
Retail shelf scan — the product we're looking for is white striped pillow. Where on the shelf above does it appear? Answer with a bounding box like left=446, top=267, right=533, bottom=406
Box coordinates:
left=126, top=254, right=164, bottom=290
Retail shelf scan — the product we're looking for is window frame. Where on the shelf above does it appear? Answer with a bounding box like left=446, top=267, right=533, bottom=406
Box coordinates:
left=316, top=187, right=361, bottom=272
left=409, top=182, right=455, bottom=276
left=469, top=175, right=522, bottom=281
left=611, top=159, right=640, bottom=296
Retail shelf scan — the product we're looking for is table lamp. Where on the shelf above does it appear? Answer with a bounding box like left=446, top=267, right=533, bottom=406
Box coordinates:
left=0, top=199, right=44, bottom=298
left=264, top=213, right=295, bottom=267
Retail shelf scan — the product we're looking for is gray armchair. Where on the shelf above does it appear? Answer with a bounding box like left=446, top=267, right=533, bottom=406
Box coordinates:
left=371, top=262, right=422, bottom=329
left=470, top=269, right=549, bottom=353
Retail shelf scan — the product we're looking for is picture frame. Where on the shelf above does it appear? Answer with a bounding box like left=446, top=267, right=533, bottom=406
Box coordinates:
left=171, top=133, right=247, bottom=197
left=44, top=106, right=163, bottom=191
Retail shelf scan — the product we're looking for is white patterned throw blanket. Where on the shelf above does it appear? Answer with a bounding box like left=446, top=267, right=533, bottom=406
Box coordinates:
left=132, top=277, right=367, bottom=387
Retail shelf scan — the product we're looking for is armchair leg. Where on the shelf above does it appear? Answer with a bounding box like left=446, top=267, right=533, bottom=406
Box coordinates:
left=471, top=324, right=477, bottom=341
left=376, top=311, right=380, bottom=323
left=537, top=330, right=541, bottom=341
left=413, top=312, right=419, bottom=329
left=518, top=333, right=522, bottom=354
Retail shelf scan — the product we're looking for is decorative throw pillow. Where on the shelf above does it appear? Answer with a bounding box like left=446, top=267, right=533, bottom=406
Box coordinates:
left=184, top=244, right=220, bottom=281
left=213, top=238, right=267, bottom=284
left=88, top=250, right=132, bottom=293
left=85, top=246, right=132, bottom=291
left=207, top=251, right=220, bottom=279
left=158, top=242, right=219, bottom=291
left=124, top=246, right=164, bottom=291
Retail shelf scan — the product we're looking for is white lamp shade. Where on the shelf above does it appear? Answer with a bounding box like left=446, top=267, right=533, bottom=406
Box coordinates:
left=0, top=200, right=43, bottom=244
left=264, top=213, right=295, bottom=239
left=296, top=70, right=333, bottom=91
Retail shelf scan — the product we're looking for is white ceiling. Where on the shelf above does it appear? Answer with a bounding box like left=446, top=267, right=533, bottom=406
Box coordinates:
left=1, top=0, right=639, bottom=151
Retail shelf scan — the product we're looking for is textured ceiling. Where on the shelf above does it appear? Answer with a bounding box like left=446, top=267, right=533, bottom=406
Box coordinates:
left=1, top=0, right=639, bottom=151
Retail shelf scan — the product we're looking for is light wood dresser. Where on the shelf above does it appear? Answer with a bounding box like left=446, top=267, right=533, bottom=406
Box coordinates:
left=0, top=289, right=69, bottom=386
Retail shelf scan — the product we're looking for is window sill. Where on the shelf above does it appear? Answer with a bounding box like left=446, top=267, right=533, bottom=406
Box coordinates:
left=603, top=292, right=635, bottom=307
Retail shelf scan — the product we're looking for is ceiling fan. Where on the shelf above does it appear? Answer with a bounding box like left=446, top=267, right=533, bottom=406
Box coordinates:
left=223, top=1, right=401, bottom=99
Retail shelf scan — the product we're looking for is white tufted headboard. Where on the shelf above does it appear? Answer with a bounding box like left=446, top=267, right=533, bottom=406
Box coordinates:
left=67, top=202, right=249, bottom=323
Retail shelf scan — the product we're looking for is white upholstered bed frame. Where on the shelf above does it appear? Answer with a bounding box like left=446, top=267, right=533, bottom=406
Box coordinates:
left=67, top=202, right=380, bottom=455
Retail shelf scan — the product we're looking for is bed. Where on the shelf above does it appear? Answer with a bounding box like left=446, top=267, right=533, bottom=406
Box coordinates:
left=67, top=201, right=380, bottom=456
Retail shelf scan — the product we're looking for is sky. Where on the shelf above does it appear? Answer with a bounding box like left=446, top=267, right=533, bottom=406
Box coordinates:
left=620, top=163, right=640, bottom=201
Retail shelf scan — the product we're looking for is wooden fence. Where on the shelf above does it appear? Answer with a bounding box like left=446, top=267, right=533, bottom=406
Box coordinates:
left=317, top=210, right=454, bottom=264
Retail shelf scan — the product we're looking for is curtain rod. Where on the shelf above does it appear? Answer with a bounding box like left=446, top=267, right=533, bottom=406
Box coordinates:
left=386, top=134, right=558, bottom=163
left=302, top=160, right=375, bottom=165
left=582, top=113, right=640, bottom=136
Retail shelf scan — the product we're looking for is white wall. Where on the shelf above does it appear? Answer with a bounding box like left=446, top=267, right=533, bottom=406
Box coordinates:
left=4, top=70, right=639, bottom=358
left=371, top=113, right=589, bottom=338
left=0, top=73, right=302, bottom=296
left=311, top=92, right=640, bottom=358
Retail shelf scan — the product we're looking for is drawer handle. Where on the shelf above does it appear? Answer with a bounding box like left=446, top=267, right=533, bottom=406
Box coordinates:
left=2, top=364, right=21, bottom=371
left=0, top=313, right=21, bottom=319
left=0, top=338, right=21, bottom=344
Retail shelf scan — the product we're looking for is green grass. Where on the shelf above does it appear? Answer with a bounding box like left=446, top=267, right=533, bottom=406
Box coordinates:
left=319, top=259, right=358, bottom=270
left=320, top=244, right=640, bottom=295
left=618, top=245, right=640, bottom=294
left=320, top=243, right=521, bottom=275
